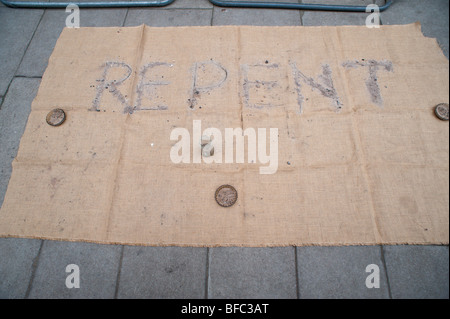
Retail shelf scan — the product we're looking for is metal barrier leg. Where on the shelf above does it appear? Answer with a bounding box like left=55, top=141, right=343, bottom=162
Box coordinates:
left=208, top=0, right=393, bottom=12
left=0, top=0, right=176, bottom=9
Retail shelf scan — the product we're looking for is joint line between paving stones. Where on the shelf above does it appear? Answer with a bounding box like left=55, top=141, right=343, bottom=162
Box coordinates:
left=114, top=245, right=125, bottom=299
left=205, top=247, right=211, bottom=299
left=24, top=240, right=44, bottom=299
left=14, top=75, right=43, bottom=79
left=294, top=247, right=300, bottom=299
left=298, top=0, right=304, bottom=25
left=122, top=8, right=129, bottom=27
left=210, top=6, right=214, bottom=26
left=380, top=245, right=393, bottom=299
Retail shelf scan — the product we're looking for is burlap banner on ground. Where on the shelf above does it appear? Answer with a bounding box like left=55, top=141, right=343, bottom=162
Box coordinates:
left=0, top=23, right=448, bottom=246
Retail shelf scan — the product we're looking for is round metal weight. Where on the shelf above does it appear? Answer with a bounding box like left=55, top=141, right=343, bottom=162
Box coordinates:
left=435, top=103, right=449, bottom=121
left=46, top=109, right=66, bottom=126
left=215, top=185, right=238, bottom=208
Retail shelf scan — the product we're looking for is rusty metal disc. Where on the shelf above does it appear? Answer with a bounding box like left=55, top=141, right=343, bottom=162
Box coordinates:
left=435, top=103, right=449, bottom=121
left=46, top=109, right=66, bottom=126
left=215, top=185, right=238, bottom=208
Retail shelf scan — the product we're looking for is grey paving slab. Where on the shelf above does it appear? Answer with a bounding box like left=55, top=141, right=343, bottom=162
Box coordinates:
left=212, top=1, right=302, bottom=26
left=0, top=238, right=42, bottom=299
left=208, top=247, right=297, bottom=299
left=381, top=0, right=449, bottom=58
left=17, top=8, right=128, bottom=77
left=296, top=246, right=390, bottom=299
left=27, top=240, right=122, bottom=299
left=124, top=8, right=212, bottom=26
left=0, top=7, right=43, bottom=96
left=0, top=77, right=41, bottom=208
left=302, top=0, right=375, bottom=26
left=383, top=245, right=449, bottom=299
left=302, top=0, right=374, bottom=4
left=164, top=0, right=213, bottom=9
left=117, top=246, right=207, bottom=299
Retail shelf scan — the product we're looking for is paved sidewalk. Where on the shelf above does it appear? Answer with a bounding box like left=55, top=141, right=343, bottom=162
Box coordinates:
left=0, top=0, right=448, bottom=299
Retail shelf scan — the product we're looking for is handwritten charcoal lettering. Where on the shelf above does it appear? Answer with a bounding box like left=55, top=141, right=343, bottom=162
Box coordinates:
left=132, top=62, right=172, bottom=114
left=189, top=60, right=228, bottom=109
left=91, top=61, right=132, bottom=112
left=342, top=59, right=393, bottom=106
left=290, top=62, right=342, bottom=113
left=91, top=59, right=393, bottom=113
left=242, top=63, right=280, bottom=109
